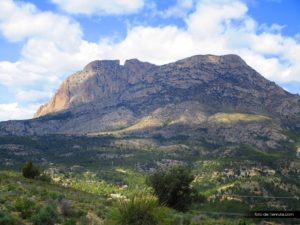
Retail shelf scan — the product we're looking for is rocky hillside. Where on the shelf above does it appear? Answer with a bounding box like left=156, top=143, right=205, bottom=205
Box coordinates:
left=1, top=54, right=300, bottom=150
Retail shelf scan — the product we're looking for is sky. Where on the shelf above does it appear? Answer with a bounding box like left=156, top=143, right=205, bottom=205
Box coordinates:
left=0, top=0, right=300, bottom=121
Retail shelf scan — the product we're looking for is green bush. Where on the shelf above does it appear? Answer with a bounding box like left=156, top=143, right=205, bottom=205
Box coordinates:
left=14, top=198, right=37, bottom=219
left=63, top=218, right=77, bottom=225
left=0, top=211, right=19, bottom=225
left=107, top=195, right=170, bottom=225
left=147, top=166, right=194, bottom=211
left=191, top=189, right=206, bottom=204
left=32, top=204, right=59, bottom=225
left=22, top=161, right=40, bottom=179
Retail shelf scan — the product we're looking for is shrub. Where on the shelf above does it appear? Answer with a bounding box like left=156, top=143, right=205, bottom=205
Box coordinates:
left=0, top=211, right=19, bottom=225
left=63, top=218, right=77, bottom=225
left=32, top=204, right=59, bottom=225
left=22, top=161, right=40, bottom=179
left=60, top=199, right=73, bottom=217
left=86, top=212, right=104, bottom=225
left=107, top=195, right=170, bottom=225
left=36, top=173, right=52, bottom=183
left=147, top=166, right=194, bottom=211
left=191, top=189, right=206, bottom=204
left=14, top=198, right=36, bottom=219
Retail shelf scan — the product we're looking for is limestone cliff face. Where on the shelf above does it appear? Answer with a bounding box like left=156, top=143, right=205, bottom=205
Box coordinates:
left=35, top=79, right=71, bottom=117
left=34, top=54, right=297, bottom=121
left=34, top=59, right=155, bottom=117
left=1, top=54, right=300, bottom=150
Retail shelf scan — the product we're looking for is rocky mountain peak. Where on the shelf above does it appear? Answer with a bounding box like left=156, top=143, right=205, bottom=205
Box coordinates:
left=2, top=54, right=300, bottom=151
left=124, top=58, right=142, bottom=66
left=32, top=54, right=300, bottom=128
left=175, top=54, right=246, bottom=66
left=83, top=59, right=120, bottom=72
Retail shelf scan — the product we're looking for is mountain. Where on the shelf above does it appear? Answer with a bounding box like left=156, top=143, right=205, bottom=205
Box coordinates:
left=1, top=54, right=300, bottom=150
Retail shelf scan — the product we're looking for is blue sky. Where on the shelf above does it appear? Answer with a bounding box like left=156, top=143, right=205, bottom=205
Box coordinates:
left=0, top=0, right=300, bottom=121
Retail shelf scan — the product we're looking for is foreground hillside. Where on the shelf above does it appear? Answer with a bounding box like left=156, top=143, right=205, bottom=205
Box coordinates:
left=0, top=170, right=255, bottom=225
left=0, top=170, right=106, bottom=224
left=0, top=134, right=299, bottom=224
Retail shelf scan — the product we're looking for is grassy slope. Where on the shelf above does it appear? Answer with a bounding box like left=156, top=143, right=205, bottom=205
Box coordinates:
left=0, top=170, right=107, bottom=224
left=208, top=113, right=270, bottom=123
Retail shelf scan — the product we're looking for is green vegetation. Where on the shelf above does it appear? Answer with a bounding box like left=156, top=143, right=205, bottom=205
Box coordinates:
left=0, top=134, right=299, bottom=224
left=14, top=198, right=37, bottom=219
left=22, top=161, right=40, bottom=179
left=32, top=204, right=59, bottom=225
left=147, top=166, right=195, bottom=211
left=0, top=170, right=106, bottom=225
left=0, top=211, right=20, bottom=225
left=107, top=195, right=170, bottom=225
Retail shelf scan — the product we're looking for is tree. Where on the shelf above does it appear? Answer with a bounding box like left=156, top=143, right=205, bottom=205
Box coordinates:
left=22, top=161, right=40, bottom=179
left=147, top=166, right=194, bottom=211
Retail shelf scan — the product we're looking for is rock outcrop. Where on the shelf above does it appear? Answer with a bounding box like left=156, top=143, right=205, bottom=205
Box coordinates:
left=1, top=54, right=300, bottom=151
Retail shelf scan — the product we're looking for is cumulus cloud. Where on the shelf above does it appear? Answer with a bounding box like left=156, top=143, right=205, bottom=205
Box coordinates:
left=15, top=89, right=53, bottom=102
left=0, top=0, right=108, bottom=83
left=96, top=0, right=300, bottom=83
left=0, top=0, right=98, bottom=120
left=158, top=0, right=196, bottom=18
left=0, top=0, right=88, bottom=89
left=1, top=0, right=300, bottom=121
left=51, top=0, right=145, bottom=16
left=0, top=103, right=39, bottom=121
left=0, top=0, right=82, bottom=50
left=187, top=0, right=248, bottom=37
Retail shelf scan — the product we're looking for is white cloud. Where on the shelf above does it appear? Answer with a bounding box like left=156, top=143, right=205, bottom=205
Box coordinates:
left=51, top=0, right=144, bottom=16
left=15, top=90, right=53, bottom=102
left=94, top=0, right=300, bottom=83
left=187, top=0, right=248, bottom=37
left=158, top=0, right=195, bottom=18
left=0, top=0, right=91, bottom=121
left=0, top=0, right=82, bottom=51
left=0, top=103, right=39, bottom=121
left=0, top=0, right=87, bottom=91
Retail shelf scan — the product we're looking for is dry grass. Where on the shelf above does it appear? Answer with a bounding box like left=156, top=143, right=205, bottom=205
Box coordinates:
left=89, top=117, right=163, bottom=136
left=121, top=117, right=163, bottom=132
left=209, top=113, right=270, bottom=123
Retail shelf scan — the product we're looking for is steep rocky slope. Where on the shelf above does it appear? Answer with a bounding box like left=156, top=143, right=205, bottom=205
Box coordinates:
left=1, top=54, right=300, bottom=150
